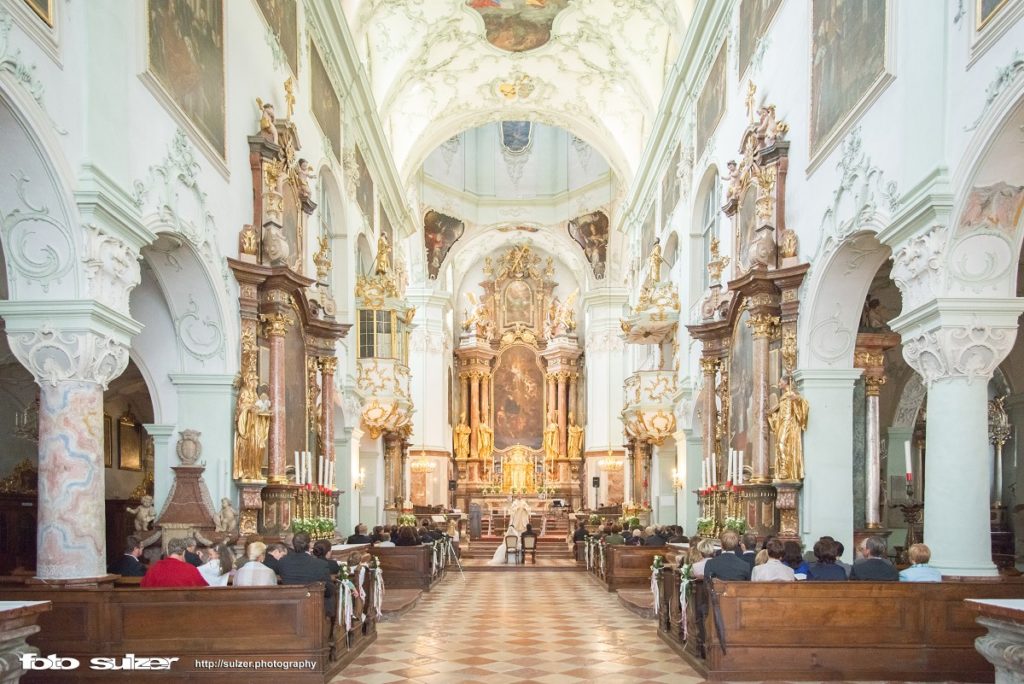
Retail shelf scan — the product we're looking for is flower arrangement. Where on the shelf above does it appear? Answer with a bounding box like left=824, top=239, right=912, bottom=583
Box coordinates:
left=723, top=516, right=747, bottom=534
left=696, top=517, right=715, bottom=536
left=397, top=513, right=418, bottom=527
left=624, top=515, right=641, bottom=529
left=650, top=555, right=665, bottom=572
left=292, top=517, right=336, bottom=539
left=588, top=514, right=601, bottom=525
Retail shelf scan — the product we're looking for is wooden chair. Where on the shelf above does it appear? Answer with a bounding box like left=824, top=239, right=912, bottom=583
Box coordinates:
left=522, top=533, right=537, bottom=564
left=504, top=535, right=521, bottom=564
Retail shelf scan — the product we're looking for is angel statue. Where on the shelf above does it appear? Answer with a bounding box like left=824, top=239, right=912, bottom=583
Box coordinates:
left=454, top=412, right=471, bottom=460
left=461, top=291, right=493, bottom=337
left=558, top=288, right=579, bottom=334
left=767, top=379, right=808, bottom=482
left=544, top=296, right=561, bottom=338
left=255, top=98, right=278, bottom=145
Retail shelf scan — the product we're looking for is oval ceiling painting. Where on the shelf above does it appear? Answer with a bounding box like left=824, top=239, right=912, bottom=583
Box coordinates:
left=467, top=0, right=571, bottom=53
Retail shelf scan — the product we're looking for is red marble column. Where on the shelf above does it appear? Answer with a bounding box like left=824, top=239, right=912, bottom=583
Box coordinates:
left=557, top=372, right=568, bottom=456
left=319, top=356, right=337, bottom=487
left=469, top=371, right=480, bottom=457
left=264, top=312, right=291, bottom=484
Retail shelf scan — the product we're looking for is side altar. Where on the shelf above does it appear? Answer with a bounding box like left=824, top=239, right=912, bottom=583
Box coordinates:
left=453, top=244, right=585, bottom=511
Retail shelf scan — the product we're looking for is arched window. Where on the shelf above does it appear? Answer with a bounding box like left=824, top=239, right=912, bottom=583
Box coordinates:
left=699, top=176, right=720, bottom=290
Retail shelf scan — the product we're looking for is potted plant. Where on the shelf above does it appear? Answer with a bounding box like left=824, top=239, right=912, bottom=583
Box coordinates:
left=696, top=517, right=715, bottom=536
left=724, top=516, right=747, bottom=534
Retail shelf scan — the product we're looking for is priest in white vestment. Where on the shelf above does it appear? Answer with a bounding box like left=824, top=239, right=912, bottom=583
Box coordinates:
left=509, top=497, right=531, bottom=533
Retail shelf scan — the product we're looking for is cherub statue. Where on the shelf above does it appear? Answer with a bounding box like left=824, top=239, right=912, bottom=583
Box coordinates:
left=255, top=99, right=278, bottom=145
left=724, top=160, right=742, bottom=201
left=296, top=158, right=315, bottom=202
left=461, top=291, right=492, bottom=337
left=859, top=294, right=890, bottom=332
left=216, top=497, right=238, bottom=533
left=126, top=495, right=156, bottom=532
left=558, top=288, right=579, bottom=333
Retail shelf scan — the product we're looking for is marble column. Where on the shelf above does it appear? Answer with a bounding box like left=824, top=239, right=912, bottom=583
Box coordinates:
left=635, top=441, right=651, bottom=506
left=557, top=372, right=568, bottom=456
left=319, top=357, right=337, bottom=486
left=624, top=441, right=635, bottom=504
left=547, top=374, right=557, bottom=424
left=480, top=372, right=490, bottom=425
left=263, top=312, right=292, bottom=484
left=383, top=432, right=402, bottom=509
left=460, top=372, right=469, bottom=424
left=699, top=357, right=719, bottom=486
left=569, top=373, right=578, bottom=426
left=864, top=374, right=885, bottom=529
left=747, top=314, right=778, bottom=483
left=469, top=372, right=480, bottom=457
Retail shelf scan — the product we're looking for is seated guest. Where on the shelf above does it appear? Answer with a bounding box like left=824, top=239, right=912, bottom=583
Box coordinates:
left=783, top=541, right=810, bottom=579
left=235, top=542, right=277, bottom=586
left=573, top=522, right=589, bottom=543
left=263, top=542, right=287, bottom=576
left=312, top=539, right=341, bottom=575
left=389, top=525, right=399, bottom=543
left=376, top=529, right=396, bottom=547
left=691, top=539, right=716, bottom=579
left=667, top=525, right=688, bottom=544
left=605, top=524, right=625, bottom=545
left=834, top=540, right=852, bottom=577
left=184, top=537, right=202, bottom=567
left=899, top=543, right=942, bottom=582
left=111, top=535, right=147, bottom=577
left=277, top=532, right=331, bottom=584
left=396, top=526, right=420, bottom=546
left=807, top=539, right=847, bottom=581
left=428, top=521, right=443, bottom=541
left=198, top=543, right=234, bottom=587
left=751, top=539, right=795, bottom=582
left=418, top=522, right=434, bottom=544
left=625, top=528, right=643, bottom=545
left=643, top=525, right=666, bottom=547
left=740, top=532, right=758, bottom=566
left=141, top=537, right=208, bottom=587
left=371, top=526, right=385, bottom=545
left=704, top=530, right=751, bottom=581
left=754, top=548, right=769, bottom=566
left=346, top=523, right=373, bottom=545
left=851, top=535, right=899, bottom=581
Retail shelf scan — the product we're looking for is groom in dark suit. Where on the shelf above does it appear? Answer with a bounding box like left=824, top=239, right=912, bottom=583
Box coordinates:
left=703, top=530, right=752, bottom=581
left=279, top=532, right=334, bottom=617
left=110, top=536, right=147, bottom=577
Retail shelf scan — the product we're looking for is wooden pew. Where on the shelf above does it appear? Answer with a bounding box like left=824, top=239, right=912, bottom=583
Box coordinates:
left=655, top=569, right=1024, bottom=682
left=368, top=544, right=445, bottom=592
left=590, top=545, right=665, bottom=592
left=4, top=573, right=378, bottom=682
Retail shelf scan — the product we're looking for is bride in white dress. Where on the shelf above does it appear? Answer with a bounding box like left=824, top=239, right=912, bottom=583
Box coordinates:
left=487, top=524, right=521, bottom=565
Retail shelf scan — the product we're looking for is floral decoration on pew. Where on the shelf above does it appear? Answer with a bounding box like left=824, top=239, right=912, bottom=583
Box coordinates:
left=650, top=554, right=665, bottom=615
left=337, top=563, right=359, bottom=631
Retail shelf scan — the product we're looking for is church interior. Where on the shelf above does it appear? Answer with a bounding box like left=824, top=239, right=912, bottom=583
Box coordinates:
left=2, top=0, right=1024, bottom=681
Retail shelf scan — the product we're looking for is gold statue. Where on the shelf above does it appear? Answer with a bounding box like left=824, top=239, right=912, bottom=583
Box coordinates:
left=768, top=378, right=808, bottom=482
left=567, top=412, right=584, bottom=460
left=461, top=291, right=493, bottom=338
left=284, top=76, right=296, bottom=119
left=645, top=238, right=666, bottom=287
left=543, top=412, right=559, bottom=461
left=373, top=232, right=391, bottom=276
left=255, top=98, right=278, bottom=145
left=233, top=374, right=271, bottom=482
left=454, top=412, right=471, bottom=460
left=478, top=421, right=494, bottom=461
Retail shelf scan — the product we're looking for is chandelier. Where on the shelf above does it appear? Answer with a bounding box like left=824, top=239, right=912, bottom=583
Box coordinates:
left=13, top=396, right=39, bottom=443
left=410, top=459, right=436, bottom=474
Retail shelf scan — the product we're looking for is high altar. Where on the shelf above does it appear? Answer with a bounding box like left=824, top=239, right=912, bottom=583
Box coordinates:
left=454, top=245, right=584, bottom=509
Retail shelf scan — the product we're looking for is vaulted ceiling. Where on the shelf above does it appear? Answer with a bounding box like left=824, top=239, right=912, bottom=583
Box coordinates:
left=343, top=0, right=695, bottom=191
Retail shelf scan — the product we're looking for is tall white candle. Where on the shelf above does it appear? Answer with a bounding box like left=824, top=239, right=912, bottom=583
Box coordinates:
left=711, top=451, right=717, bottom=485
left=904, top=441, right=912, bottom=478
left=319, top=455, right=324, bottom=486
left=294, top=451, right=300, bottom=484
left=738, top=449, right=744, bottom=484
left=306, top=451, right=312, bottom=485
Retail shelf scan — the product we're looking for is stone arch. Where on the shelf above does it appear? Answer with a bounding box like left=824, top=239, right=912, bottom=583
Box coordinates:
left=0, top=86, right=82, bottom=302
left=318, top=167, right=350, bottom=316
left=687, top=164, right=720, bottom=304
left=799, top=228, right=891, bottom=370
left=356, top=232, right=374, bottom=277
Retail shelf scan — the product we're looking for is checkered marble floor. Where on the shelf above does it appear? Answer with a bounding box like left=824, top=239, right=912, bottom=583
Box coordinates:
left=333, top=570, right=703, bottom=684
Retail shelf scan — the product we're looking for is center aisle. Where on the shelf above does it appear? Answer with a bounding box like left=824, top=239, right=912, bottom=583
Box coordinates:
left=333, top=571, right=703, bottom=684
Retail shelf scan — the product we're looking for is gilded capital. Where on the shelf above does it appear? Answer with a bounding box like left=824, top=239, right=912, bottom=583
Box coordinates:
left=864, top=374, right=886, bottom=396
left=699, top=357, right=720, bottom=375
left=746, top=313, right=780, bottom=339
left=260, top=311, right=294, bottom=337
left=318, top=356, right=338, bottom=375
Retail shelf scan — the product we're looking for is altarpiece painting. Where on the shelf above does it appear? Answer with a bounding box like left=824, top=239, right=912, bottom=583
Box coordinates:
left=147, top=0, right=225, bottom=158
left=567, top=210, right=608, bottom=280
left=466, top=0, right=570, bottom=53
left=492, top=344, right=545, bottom=451
left=424, top=210, right=465, bottom=280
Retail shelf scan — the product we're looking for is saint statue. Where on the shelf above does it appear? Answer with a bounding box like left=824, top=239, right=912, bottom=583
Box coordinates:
left=768, top=379, right=808, bottom=482
left=255, top=99, right=278, bottom=144
left=454, top=412, right=471, bottom=460
left=567, top=412, right=584, bottom=460
left=233, top=374, right=271, bottom=482
left=645, top=238, right=666, bottom=289
left=478, top=421, right=494, bottom=461
left=374, top=232, right=391, bottom=276
left=543, top=412, right=559, bottom=461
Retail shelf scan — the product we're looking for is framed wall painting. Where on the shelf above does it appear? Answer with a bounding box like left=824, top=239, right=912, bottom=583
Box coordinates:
left=118, top=414, right=142, bottom=471
left=424, top=210, right=464, bottom=280
left=146, top=0, right=226, bottom=162
left=355, top=145, right=374, bottom=227
left=977, top=0, right=1010, bottom=29
left=809, top=0, right=892, bottom=168
left=310, top=39, right=341, bottom=159
left=24, top=0, right=53, bottom=27
left=104, top=415, right=113, bottom=468
left=695, top=42, right=727, bottom=160
left=254, top=0, right=298, bottom=76
left=738, top=0, right=781, bottom=78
